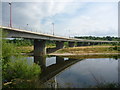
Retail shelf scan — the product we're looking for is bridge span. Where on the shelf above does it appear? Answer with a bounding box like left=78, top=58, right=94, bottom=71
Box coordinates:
left=1, top=26, right=119, bottom=56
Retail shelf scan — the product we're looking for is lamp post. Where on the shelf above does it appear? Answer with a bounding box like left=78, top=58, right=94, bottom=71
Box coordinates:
left=9, top=2, right=12, bottom=28
left=52, top=22, right=54, bottom=35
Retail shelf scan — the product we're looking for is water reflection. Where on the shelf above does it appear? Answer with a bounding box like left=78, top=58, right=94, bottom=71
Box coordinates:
left=27, top=55, right=119, bottom=88
left=34, top=56, right=46, bottom=71
left=55, top=58, right=118, bottom=88
left=33, top=56, right=81, bottom=83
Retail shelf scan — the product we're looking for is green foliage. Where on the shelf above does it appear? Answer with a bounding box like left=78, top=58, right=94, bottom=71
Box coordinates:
left=8, top=38, right=33, bottom=46
left=3, top=60, right=41, bottom=81
left=2, top=40, right=17, bottom=64
left=75, top=36, right=119, bottom=41
left=2, top=31, right=18, bottom=64
left=64, top=42, right=68, bottom=48
left=109, top=46, right=120, bottom=51
left=2, top=31, right=41, bottom=85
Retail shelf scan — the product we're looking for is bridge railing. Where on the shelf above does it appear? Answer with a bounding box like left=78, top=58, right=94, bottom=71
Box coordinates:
left=1, top=21, right=71, bottom=38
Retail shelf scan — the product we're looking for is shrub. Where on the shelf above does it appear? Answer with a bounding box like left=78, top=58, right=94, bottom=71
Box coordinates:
left=2, top=40, right=18, bottom=64
left=3, top=60, right=41, bottom=81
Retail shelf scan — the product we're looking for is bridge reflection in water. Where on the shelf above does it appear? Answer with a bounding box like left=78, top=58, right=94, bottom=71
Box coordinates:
left=34, top=56, right=82, bottom=87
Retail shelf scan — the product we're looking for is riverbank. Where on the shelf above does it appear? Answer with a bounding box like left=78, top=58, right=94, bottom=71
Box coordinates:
left=16, top=45, right=120, bottom=57
left=49, top=46, right=120, bottom=57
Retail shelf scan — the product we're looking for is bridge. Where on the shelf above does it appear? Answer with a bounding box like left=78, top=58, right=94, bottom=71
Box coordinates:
left=1, top=26, right=118, bottom=56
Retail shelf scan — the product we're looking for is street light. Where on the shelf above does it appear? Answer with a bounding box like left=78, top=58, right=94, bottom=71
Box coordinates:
left=52, top=22, right=54, bottom=35
left=9, top=2, right=12, bottom=28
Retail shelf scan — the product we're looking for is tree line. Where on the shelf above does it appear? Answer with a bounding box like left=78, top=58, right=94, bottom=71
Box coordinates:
left=74, top=36, right=119, bottom=41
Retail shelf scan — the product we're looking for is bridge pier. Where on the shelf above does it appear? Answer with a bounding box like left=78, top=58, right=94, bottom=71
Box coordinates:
left=68, top=42, right=75, bottom=47
left=56, top=56, right=64, bottom=64
left=89, top=42, right=96, bottom=46
left=34, top=39, right=46, bottom=56
left=84, top=42, right=89, bottom=46
left=77, top=42, right=83, bottom=47
left=56, top=41, right=64, bottom=49
left=94, top=42, right=99, bottom=45
left=34, top=56, right=46, bottom=71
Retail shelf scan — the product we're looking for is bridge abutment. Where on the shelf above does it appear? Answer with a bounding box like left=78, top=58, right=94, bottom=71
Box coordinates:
left=34, top=39, right=46, bottom=56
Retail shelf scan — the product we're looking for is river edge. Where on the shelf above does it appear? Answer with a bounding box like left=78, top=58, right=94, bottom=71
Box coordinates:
left=21, top=52, right=120, bottom=57
left=48, top=52, right=120, bottom=56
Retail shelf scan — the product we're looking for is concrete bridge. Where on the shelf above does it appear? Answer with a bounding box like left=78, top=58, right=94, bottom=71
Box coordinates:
left=1, top=26, right=118, bottom=56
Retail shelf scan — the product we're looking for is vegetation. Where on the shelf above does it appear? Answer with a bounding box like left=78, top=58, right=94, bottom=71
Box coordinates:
left=55, top=46, right=120, bottom=55
left=16, top=46, right=33, bottom=53
left=2, top=31, right=41, bottom=88
left=8, top=38, right=33, bottom=46
left=3, top=59, right=41, bottom=81
left=75, top=36, right=119, bottom=41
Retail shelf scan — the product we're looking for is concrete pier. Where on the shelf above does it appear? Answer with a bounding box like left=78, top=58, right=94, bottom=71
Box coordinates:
left=34, top=39, right=46, bottom=56
left=56, top=41, right=64, bottom=49
left=68, top=42, right=75, bottom=47
left=77, top=42, right=83, bottom=47
left=34, top=56, right=46, bottom=71
left=56, top=56, right=64, bottom=64
left=84, top=42, right=89, bottom=46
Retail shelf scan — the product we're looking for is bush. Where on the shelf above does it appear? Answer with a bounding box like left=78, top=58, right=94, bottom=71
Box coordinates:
left=2, top=31, right=41, bottom=87
left=3, top=60, right=41, bottom=81
left=2, top=40, right=18, bottom=64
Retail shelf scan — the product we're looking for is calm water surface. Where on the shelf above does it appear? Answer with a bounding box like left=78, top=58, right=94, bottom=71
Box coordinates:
left=25, top=56, right=118, bottom=88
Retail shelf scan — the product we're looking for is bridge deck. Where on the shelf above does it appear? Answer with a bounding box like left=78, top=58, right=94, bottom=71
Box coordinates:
left=1, top=26, right=118, bottom=43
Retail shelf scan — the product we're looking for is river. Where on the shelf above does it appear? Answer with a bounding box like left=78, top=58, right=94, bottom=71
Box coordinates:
left=23, top=55, right=119, bottom=88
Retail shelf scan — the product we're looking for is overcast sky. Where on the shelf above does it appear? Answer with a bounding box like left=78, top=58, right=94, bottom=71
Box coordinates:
left=2, top=0, right=119, bottom=37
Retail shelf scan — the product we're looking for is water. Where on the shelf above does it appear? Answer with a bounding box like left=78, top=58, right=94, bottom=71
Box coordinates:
left=55, top=58, right=118, bottom=88
left=24, top=56, right=118, bottom=88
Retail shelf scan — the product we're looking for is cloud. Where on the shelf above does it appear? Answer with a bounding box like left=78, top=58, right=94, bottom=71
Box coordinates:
left=59, top=2, right=118, bottom=37
left=2, top=1, right=118, bottom=36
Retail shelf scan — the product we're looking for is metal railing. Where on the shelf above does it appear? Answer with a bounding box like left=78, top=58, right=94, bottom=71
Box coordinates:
left=1, top=21, right=71, bottom=38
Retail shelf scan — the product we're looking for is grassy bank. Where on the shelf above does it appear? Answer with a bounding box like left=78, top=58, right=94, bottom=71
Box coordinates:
left=16, top=45, right=120, bottom=54
left=56, top=46, right=120, bottom=53
left=16, top=45, right=56, bottom=54
left=16, top=46, right=34, bottom=53
left=48, top=46, right=120, bottom=57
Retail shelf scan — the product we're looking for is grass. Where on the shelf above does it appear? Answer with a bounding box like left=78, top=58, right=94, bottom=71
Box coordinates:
left=16, top=45, right=120, bottom=56
left=16, top=46, right=33, bottom=53
left=55, top=46, right=120, bottom=54
left=16, top=45, right=56, bottom=53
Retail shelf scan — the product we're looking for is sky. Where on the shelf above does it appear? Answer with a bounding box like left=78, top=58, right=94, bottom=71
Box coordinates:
left=2, top=0, right=119, bottom=37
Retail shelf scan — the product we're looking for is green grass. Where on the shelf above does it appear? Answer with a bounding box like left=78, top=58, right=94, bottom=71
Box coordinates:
left=16, top=46, right=34, bottom=53
left=55, top=46, right=120, bottom=54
